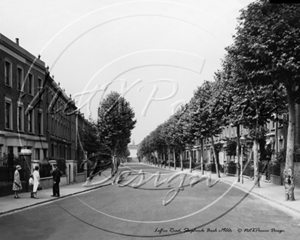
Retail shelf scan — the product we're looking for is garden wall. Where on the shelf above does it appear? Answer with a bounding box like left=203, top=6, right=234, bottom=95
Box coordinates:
left=76, top=172, right=86, bottom=183
left=40, top=176, right=68, bottom=189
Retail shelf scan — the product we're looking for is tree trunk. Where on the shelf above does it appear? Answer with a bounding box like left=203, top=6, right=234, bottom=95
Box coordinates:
left=275, top=114, right=278, bottom=158
left=163, top=151, right=166, bottom=168
left=241, top=144, right=244, bottom=184
left=253, top=139, right=260, bottom=187
left=111, top=148, right=117, bottom=177
left=173, top=149, right=176, bottom=170
left=189, top=149, right=192, bottom=173
left=180, top=151, right=183, bottom=171
left=236, top=125, right=241, bottom=182
left=168, top=148, right=171, bottom=169
left=201, top=138, right=204, bottom=175
left=284, top=86, right=295, bottom=201
left=211, top=135, right=220, bottom=178
left=245, top=148, right=253, bottom=178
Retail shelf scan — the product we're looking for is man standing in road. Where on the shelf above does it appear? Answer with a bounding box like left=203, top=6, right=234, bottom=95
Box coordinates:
left=51, top=164, right=61, bottom=197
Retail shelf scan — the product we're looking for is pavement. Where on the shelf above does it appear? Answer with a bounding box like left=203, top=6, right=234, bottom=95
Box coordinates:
left=0, top=172, right=113, bottom=216
left=1, top=163, right=300, bottom=219
left=145, top=163, right=300, bottom=218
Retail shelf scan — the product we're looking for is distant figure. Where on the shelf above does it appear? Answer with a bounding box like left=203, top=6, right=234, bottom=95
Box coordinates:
left=51, top=164, right=61, bottom=197
left=13, top=165, right=22, bottom=199
left=29, top=174, right=34, bottom=198
left=32, top=166, right=40, bottom=199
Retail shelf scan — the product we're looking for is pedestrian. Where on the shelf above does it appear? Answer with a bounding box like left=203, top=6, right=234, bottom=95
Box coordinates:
left=51, top=164, right=61, bottom=197
left=29, top=174, right=34, bottom=198
left=32, top=165, right=40, bottom=199
left=13, top=165, right=22, bottom=199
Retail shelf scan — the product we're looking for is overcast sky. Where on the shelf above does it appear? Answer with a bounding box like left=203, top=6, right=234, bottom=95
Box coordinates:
left=0, top=0, right=254, bottom=144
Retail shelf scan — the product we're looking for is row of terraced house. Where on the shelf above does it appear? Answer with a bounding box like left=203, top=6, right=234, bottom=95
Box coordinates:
left=0, top=33, right=87, bottom=196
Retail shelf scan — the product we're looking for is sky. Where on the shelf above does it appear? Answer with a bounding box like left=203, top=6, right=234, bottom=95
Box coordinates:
left=0, top=0, right=254, bottom=145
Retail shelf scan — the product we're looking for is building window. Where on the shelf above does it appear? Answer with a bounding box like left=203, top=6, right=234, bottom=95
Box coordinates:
left=38, top=78, right=42, bottom=90
left=17, top=67, right=24, bottom=91
left=38, top=78, right=43, bottom=99
left=43, top=149, right=48, bottom=160
left=28, top=110, right=34, bottom=133
left=51, top=144, right=55, bottom=157
left=46, top=88, right=49, bottom=103
left=7, top=146, right=14, bottom=155
left=18, top=147, right=22, bottom=154
left=35, top=149, right=40, bottom=160
left=28, top=73, right=34, bottom=95
left=5, top=98, right=13, bottom=129
left=17, top=103, right=24, bottom=131
left=4, top=60, right=12, bottom=86
left=38, top=110, right=43, bottom=135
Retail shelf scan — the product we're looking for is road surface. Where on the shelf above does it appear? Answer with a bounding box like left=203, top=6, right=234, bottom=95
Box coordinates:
left=1, top=163, right=299, bottom=240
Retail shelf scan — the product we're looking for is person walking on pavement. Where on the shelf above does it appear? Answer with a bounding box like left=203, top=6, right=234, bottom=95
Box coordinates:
left=51, top=164, right=61, bottom=197
left=32, top=165, right=40, bottom=199
left=13, top=165, right=22, bottom=199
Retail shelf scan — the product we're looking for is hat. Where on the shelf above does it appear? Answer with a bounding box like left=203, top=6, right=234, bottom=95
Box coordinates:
left=16, top=165, right=21, bottom=170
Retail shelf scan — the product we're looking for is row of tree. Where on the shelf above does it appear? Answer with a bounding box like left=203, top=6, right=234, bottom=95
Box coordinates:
left=137, top=0, right=300, bottom=200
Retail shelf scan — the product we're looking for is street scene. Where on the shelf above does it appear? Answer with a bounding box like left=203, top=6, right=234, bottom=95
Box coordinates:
left=1, top=0, right=300, bottom=239
left=1, top=163, right=300, bottom=240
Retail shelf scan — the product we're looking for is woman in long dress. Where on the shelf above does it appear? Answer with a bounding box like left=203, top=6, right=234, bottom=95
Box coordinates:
left=12, top=165, right=22, bottom=199
left=32, top=165, right=40, bottom=199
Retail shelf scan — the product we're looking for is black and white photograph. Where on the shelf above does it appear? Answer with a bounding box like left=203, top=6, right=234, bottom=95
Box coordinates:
left=0, top=0, right=300, bottom=239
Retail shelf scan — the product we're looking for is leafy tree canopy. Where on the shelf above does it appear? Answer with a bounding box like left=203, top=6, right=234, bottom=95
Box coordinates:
left=98, top=91, right=136, bottom=158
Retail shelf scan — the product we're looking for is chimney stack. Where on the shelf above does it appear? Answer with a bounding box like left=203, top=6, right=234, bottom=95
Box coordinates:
left=16, top=38, right=19, bottom=45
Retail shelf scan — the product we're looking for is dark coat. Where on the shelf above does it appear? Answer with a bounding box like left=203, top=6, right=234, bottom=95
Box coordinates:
left=52, top=168, right=61, bottom=183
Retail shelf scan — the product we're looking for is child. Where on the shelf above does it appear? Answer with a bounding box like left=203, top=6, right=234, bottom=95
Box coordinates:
left=29, top=174, right=34, bottom=198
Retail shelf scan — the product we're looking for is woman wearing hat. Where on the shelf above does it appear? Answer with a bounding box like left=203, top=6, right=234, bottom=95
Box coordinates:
left=13, top=165, right=22, bottom=199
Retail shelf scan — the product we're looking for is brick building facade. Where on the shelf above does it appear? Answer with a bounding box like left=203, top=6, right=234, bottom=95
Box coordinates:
left=0, top=34, right=48, bottom=165
left=0, top=33, right=86, bottom=185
